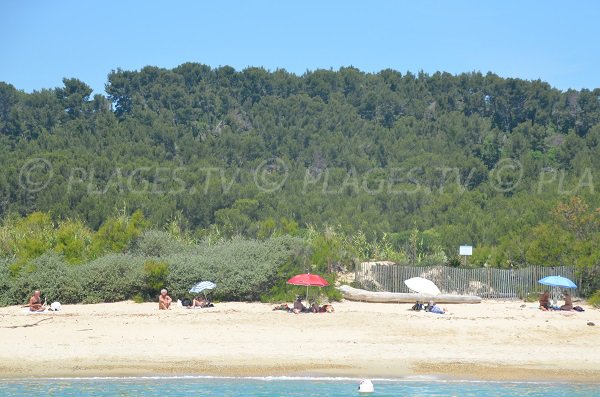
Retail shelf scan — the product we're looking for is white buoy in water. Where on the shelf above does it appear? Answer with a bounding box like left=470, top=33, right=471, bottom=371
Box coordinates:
left=358, top=379, right=374, bottom=393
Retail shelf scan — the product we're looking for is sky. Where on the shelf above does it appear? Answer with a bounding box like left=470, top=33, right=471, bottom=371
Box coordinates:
left=2, top=0, right=599, bottom=95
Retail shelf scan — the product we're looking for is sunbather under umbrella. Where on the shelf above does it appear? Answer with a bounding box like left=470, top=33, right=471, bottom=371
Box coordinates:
left=404, top=277, right=441, bottom=310
left=287, top=273, right=329, bottom=300
left=538, top=276, right=577, bottom=306
left=189, top=281, right=216, bottom=298
left=404, top=277, right=441, bottom=296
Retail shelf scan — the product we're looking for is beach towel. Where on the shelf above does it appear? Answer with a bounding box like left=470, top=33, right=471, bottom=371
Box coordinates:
left=22, top=308, right=48, bottom=314
left=187, top=303, right=214, bottom=309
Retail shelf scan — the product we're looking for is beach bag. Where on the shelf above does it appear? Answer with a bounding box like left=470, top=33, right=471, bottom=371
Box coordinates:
left=49, top=302, right=61, bottom=311
left=181, top=298, right=192, bottom=307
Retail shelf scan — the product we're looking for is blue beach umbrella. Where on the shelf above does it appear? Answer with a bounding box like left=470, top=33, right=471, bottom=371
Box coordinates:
left=189, top=281, right=217, bottom=295
left=538, top=276, right=577, bottom=289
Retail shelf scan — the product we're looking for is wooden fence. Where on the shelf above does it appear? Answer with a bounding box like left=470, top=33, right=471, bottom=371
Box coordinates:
left=354, top=262, right=578, bottom=300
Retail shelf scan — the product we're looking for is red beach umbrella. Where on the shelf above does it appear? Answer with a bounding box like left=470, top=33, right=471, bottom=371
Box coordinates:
left=287, top=273, right=329, bottom=300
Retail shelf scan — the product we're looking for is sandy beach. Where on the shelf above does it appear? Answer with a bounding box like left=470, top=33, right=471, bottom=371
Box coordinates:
left=0, top=300, right=599, bottom=382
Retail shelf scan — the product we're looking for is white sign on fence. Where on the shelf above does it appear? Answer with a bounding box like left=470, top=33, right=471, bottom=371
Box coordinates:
left=459, top=245, right=473, bottom=256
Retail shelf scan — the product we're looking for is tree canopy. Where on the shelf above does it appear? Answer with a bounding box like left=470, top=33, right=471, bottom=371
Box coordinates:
left=1, top=64, right=600, bottom=282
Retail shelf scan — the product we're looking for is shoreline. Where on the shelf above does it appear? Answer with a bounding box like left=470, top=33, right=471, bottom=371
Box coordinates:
left=0, top=366, right=600, bottom=385
left=1, top=300, right=599, bottom=383
left=1, top=374, right=599, bottom=385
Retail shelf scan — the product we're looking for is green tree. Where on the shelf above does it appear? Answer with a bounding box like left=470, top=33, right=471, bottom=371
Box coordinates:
left=91, top=209, right=148, bottom=256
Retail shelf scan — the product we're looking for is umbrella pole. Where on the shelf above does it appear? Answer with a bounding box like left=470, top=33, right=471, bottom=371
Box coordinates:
left=306, top=285, right=309, bottom=302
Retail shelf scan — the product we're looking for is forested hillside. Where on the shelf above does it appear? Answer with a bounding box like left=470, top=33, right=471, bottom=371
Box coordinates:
left=1, top=64, right=600, bottom=298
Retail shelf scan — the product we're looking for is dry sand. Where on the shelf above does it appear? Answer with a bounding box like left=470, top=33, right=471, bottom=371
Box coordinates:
left=0, top=300, right=599, bottom=382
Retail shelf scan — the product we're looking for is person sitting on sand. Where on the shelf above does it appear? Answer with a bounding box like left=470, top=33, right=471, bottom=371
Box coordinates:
left=159, top=289, right=172, bottom=310
left=293, top=296, right=307, bottom=314
left=28, top=290, right=45, bottom=312
left=560, top=291, right=573, bottom=311
left=539, top=290, right=551, bottom=311
left=310, top=300, right=320, bottom=313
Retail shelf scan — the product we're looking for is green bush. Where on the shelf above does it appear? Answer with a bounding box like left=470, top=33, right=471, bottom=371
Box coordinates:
left=77, top=254, right=145, bottom=302
left=578, top=265, right=600, bottom=297
left=133, top=230, right=190, bottom=257
left=588, top=290, right=600, bottom=308
left=0, top=259, right=13, bottom=306
left=132, top=293, right=145, bottom=303
left=0, top=235, right=339, bottom=306
left=166, top=236, right=305, bottom=301
left=142, top=259, right=170, bottom=299
left=90, top=210, right=148, bottom=256
left=8, top=253, right=84, bottom=305
left=446, top=256, right=462, bottom=268
left=163, top=252, right=208, bottom=299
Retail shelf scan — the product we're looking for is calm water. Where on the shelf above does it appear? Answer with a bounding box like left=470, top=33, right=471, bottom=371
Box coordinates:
left=0, top=376, right=598, bottom=396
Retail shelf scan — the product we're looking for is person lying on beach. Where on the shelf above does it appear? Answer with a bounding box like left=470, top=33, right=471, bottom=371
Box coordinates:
left=189, top=295, right=214, bottom=308
left=307, top=300, right=334, bottom=313
left=28, top=290, right=46, bottom=312
left=426, top=301, right=446, bottom=314
left=539, top=290, right=551, bottom=311
left=560, top=291, right=573, bottom=311
left=272, top=303, right=292, bottom=312
left=190, top=295, right=206, bottom=308
left=159, top=289, right=172, bottom=310
left=293, top=297, right=308, bottom=314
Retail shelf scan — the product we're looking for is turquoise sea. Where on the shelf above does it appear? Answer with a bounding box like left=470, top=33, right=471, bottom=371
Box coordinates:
left=0, top=376, right=598, bottom=396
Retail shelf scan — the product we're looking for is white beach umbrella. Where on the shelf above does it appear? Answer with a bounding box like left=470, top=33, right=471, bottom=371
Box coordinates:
left=404, top=277, right=441, bottom=296
left=189, top=281, right=216, bottom=295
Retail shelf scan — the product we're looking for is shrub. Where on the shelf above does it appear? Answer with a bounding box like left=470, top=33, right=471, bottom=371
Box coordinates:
left=142, top=259, right=170, bottom=299
left=90, top=210, right=148, bottom=256
left=578, top=265, right=600, bottom=297
left=446, top=256, right=462, bottom=268
left=0, top=235, right=339, bottom=306
left=132, top=230, right=190, bottom=257
left=53, top=219, right=93, bottom=264
left=588, top=290, right=600, bottom=308
left=8, top=253, right=84, bottom=305
left=166, top=236, right=305, bottom=301
left=77, top=254, right=145, bottom=302
left=0, top=259, right=13, bottom=306
left=132, top=293, right=145, bottom=303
